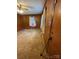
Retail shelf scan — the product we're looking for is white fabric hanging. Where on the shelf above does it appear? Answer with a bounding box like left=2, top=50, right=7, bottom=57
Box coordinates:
left=29, top=16, right=36, bottom=27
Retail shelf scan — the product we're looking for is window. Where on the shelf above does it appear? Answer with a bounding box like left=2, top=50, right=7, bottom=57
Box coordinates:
left=29, top=16, right=36, bottom=27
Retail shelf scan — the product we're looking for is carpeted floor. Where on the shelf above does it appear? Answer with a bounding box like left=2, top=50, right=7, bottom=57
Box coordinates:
left=17, top=29, right=46, bottom=59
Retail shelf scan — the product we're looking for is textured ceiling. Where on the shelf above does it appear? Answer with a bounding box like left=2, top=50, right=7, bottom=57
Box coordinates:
left=17, top=0, right=46, bottom=15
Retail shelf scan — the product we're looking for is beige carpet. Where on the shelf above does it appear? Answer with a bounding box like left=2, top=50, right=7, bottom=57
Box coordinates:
left=17, top=29, right=46, bottom=59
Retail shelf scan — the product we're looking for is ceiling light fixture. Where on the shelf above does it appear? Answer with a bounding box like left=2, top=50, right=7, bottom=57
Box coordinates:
left=17, top=3, right=24, bottom=14
left=17, top=2, right=30, bottom=14
left=17, top=9, right=24, bottom=14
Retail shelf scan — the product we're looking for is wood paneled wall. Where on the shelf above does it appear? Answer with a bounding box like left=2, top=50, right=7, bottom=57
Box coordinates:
left=35, top=15, right=41, bottom=28
left=17, top=14, right=41, bottom=31
left=43, top=0, right=61, bottom=59
left=44, top=0, right=55, bottom=44
left=22, top=15, right=29, bottom=29
left=17, top=14, right=23, bottom=31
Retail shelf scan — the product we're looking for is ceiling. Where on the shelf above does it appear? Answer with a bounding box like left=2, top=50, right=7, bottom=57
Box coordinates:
left=17, top=0, right=46, bottom=15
